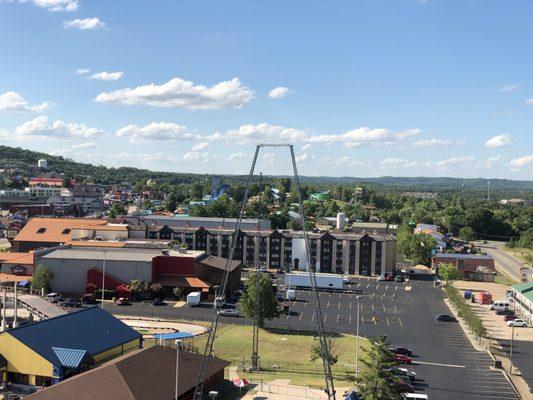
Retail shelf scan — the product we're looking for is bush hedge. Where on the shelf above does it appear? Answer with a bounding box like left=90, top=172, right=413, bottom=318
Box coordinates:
left=94, top=289, right=116, bottom=300
left=444, top=285, right=487, bottom=338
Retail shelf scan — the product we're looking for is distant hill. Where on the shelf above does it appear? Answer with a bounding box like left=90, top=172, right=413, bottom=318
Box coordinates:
left=1, top=145, right=532, bottom=191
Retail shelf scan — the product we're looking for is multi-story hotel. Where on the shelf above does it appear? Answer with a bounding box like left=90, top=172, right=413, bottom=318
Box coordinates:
left=126, top=216, right=397, bottom=276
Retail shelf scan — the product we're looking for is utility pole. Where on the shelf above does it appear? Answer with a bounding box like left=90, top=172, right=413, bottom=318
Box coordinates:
left=1, top=288, right=5, bottom=332
left=355, top=295, right=362, bottom=377
left=509, top=324, right=515, bottom=374
left=13, top=281, right=18, bottom=328
left=101, top=250, right=107, bottom=309
left=251, top=173, right=263, bottom=371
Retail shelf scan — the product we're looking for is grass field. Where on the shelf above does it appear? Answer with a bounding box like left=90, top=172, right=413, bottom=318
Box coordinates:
left=184, top=324, right=368, bottom=387
left=494, top=274, right=519, bottom=286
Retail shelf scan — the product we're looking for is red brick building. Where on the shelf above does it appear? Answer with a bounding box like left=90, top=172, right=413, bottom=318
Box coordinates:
left=432, top=253, right=496, bottom=282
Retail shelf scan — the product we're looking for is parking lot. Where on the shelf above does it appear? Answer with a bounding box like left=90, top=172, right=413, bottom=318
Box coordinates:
left=105, top=274, right=520, bottom=400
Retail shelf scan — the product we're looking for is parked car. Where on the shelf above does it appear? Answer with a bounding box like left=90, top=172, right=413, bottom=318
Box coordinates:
left=394, top=275, right=405, bottom=283
left=490, top=301, right=511, bottom=311
left=61, top=298, right=81, bottom=308
left=408, top=269, right=415, bottom=276
left=342, top=277, right=350, bottom=284
left=387, top=367, right=416, bottom=384
left=504, top=315, right=518, bottom=322
left=81, top=294, right=97, bottom=305
left=116, top=297, right=130, bottom=306
left=436, top=314, right=457, bottom=322
left=259, top=266, right=267, bottom=273
left=45, top=293, right=62, bottom=303
left=390, top=346, right=413, bottom=357
left=507, top=319, right=527, bottom=327
left=395, top=381, right=415, bottom=393
left=496, top=309, right=515, bottom=316
left=386, top=274, right=394, bottom=281
left=393, top=354, right=412, bottom=364
left=152, top=298, right=165, bottom=306
left=218, top=309, right=240, bottom=317
left=378, top=274, right=387, bottom=281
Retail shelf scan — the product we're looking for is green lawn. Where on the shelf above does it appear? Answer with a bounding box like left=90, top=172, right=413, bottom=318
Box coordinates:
left=186, top=323, right=368, bottom=386
left=494, top=274, right=519, bottom=286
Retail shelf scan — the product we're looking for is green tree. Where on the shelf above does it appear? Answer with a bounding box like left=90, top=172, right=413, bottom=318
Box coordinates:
left=356, top=335, right=403, bottom=400
left=459, top=226, right=476, bottom=241
left=310, top=336, right=338, bottom=366
left=173, top=286, right=183, bottom=300
left=32, top=266, right=54, bottom=293
left=438, top=262, right=459, bottom=285
left=108, top=202, right=126, bottom=218
left=240, top=271, right=279, bottom=326
left=165, top=192, right=177, bottom=212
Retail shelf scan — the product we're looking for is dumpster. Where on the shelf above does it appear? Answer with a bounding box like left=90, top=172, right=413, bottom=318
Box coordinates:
left=464, top=290, right=473, bottom=300
left=478, top=291, right=492, bottom=305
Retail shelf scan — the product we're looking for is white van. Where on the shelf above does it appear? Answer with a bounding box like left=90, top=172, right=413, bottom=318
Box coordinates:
left=45, top=293, right=62, bottom=303
left=490, top=300, right=511, bottom=311
left=404, top=394, right=429, bottom=399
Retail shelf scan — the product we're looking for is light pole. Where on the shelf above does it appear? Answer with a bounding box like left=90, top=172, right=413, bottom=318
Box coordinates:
left=509, top=324, right=515, bottom=374
left=355, top=295, right=362, bottom=377
left=175, top=339, right=182, bottom=400
left=101, top=250, right=107, bottom=309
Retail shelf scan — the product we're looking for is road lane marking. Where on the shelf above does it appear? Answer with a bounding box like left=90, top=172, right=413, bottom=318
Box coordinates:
left=416, top=361, right=465, bottom=368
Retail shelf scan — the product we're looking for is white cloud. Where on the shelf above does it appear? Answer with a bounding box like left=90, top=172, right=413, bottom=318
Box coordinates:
left=228, top=152, right=243, bottom=161
left=191, top=142, right=209, bottom=151
left=182, top=151, right=211, bottom=162
left=308, top=127, right=420, bottom=146
left=0, top=91, right=52, bottom=112
left=379, top=158, right=417, bottom=169
left=301, top=143, right=311, bottom=151
left=15, top=116, right=105, bottom=139
left=224, top=123, right=307, bottom=144
left=526, top=98, right=533, bottom=106
left=412, top=138, right=453, bottom=148
left=484, top=155, right=502, bottom=168
left=320, top=156, right=364, bottom=169
left=72, top=142, right=98, bottom=149
left=498, top=83, right=522, bottom=93
left=94, top=77, right=254, bottom=110
left=436, top=156, right=475, bottom=168
left=509, top=155, right=533, bottom=169
left=116, top=122, right=200, bottom=143
left=296, top=152, right=309, bottom=162
left=76, top=68, right=90, bottom=75
left=63, top=17, right=105, bottom=30
left=89, top=71, right=123, bottom=81
left=268, top=86, right=290, bottom=99
left=485, top=134, right=513, bottom=148
left=33, top=0, right=78, bottom=12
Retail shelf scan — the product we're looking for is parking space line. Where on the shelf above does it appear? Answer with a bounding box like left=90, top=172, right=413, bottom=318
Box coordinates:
left=349, top=314, right=352, bottom=324
left=299, top=312, right=303, bottom=321
left=366, top=283, right=370, bottom=289
left=395, top=285, right=398, bottom=291
left=382, top=304, right=386, bottom=312
left=336, top=314, right=339, bottom=324
left=323, top=313, right=327, bottom=322
left=371, top=303, right=375, bottom=312
left=386, top=316, right=390, bottom=326
left=394, top=305, right=398, bottom=313
left=416, top=360, right=465, bottom=368
left=398, top=317, right=403, bottom=327
left=385, top=284, right=389, bottom=290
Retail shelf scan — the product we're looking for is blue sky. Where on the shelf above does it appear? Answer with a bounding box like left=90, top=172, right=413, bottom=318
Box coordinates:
left=0, top=0, right=532, bottom=179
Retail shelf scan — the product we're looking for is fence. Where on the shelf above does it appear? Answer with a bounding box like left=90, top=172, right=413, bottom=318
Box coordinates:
left=229, top=359, right=354, bottom=376
left=254, top=381, right=326, bottom=399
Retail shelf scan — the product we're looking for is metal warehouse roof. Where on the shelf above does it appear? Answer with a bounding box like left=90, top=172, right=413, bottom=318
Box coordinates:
left=432, top=253, right=493, bottom=260
left=512, top=282, right=533, bottom=303
left=40, top=247, right=162, bottom=262
left=7, top=307, right=140, bottom=368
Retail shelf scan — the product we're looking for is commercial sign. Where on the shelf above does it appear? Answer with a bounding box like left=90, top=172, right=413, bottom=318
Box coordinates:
left=11, top=265, right=27, bottom=275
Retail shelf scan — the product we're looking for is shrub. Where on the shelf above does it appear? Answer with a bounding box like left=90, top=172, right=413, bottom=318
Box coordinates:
left=444, top=285, right=486, bottom=338
left=94, top=289, right=116, bottom=300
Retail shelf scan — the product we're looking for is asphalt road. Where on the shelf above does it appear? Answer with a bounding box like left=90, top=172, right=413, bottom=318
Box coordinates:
left=105, top=274, right=519, bottom=400
left=477, top=241, right=525, bottom=281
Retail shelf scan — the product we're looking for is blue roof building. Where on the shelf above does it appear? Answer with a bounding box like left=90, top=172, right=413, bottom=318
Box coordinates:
left=0, top=307, right=141, bottom=389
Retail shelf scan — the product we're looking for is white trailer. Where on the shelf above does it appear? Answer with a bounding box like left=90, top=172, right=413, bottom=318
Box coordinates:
left=187, top=291, right=201, bottom=306
left=284, top=272, right=343, bottom=290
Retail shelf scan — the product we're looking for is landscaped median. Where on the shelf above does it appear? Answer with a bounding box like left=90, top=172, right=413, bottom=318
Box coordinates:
left=443, top=284, right=487, bottom=338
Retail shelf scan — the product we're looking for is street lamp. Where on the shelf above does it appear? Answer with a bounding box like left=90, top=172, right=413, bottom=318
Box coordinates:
left=175, top=339, right=182, bottom=400
left=101, top=250, right=107, bottom=309
left=355, top=295, right=362, bottom=377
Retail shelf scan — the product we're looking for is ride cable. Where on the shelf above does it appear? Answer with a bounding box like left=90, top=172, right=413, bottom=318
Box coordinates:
left=193, top=144, right=336, bottom=400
